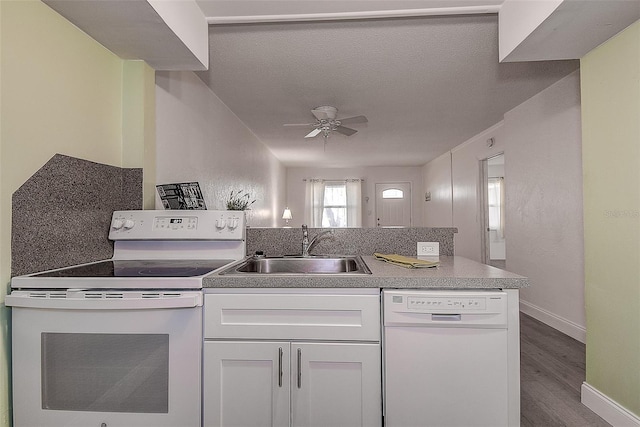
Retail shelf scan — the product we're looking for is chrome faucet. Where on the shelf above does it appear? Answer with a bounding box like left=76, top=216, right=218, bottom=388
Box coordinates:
left=301, top=225, right=333, bottom=257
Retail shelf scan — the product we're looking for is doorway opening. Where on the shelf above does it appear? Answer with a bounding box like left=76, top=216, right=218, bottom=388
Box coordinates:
left=481, top=154, right=506, bottom=268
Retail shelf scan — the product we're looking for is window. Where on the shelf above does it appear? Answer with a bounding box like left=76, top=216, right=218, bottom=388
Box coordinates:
left=304, top=179, right=362, bottom=227
left=487, top=177, right=504, bottom=234
left=382, top=188, right=404, bottom=199
left=322, top=183, right=347, bottom=227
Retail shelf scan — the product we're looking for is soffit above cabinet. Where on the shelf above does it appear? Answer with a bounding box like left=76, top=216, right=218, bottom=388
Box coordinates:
left=499, top=0, right=640, bottom=62
left=43, top=0, right=208, bottom=71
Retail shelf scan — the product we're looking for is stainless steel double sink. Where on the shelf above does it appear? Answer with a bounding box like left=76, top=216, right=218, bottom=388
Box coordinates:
left=220, top=255, right=371, bottom=275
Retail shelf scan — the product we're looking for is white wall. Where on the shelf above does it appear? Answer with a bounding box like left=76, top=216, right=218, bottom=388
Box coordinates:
left=155, top=71, right=286, bottom=226
left=422, top=151, right=453, bottom=227
left=422, top=70, right=584, bottom=341
left=286, top=166, right=424, bottom=228
left=505, top=70, right=585, bottom=341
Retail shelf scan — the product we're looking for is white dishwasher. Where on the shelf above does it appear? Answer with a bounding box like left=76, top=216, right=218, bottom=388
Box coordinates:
left=383, top=289, right=510, bottom=427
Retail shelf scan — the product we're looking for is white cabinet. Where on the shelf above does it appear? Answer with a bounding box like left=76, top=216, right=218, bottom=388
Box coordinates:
left=204, top=341, right=380, bottom=427
left=203, top=290, right=382, bottom=427
left=291, top=342, right=381, bottom=427
left=203, top=341, right=290, bottom=427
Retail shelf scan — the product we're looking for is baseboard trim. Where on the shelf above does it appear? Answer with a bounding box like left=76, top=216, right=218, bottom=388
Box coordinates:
left=519, top=299, right=586, bottom=343
left=582, top=382, right=640, bottom=426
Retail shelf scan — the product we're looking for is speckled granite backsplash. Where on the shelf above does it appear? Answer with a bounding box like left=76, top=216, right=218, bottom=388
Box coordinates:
left=12, top=154, right=142, bottom=276
left=246, top=227, right=457, bottom=257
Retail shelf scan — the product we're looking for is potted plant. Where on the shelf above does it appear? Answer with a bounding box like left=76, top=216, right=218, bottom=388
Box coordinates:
left=225, top=190, right=256, bottom=211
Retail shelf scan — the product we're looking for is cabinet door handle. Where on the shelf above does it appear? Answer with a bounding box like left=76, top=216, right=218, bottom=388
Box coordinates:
left=278, top=347, right=283, bottom=388
left=297, top=348, right=302, bottom=389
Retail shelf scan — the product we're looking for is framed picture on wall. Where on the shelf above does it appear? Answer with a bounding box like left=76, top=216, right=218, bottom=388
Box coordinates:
left=156, top=182, right=207, bottom=210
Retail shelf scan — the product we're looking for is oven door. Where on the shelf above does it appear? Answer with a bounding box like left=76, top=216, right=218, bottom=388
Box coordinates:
left=7, top=290, right=202, bottom=427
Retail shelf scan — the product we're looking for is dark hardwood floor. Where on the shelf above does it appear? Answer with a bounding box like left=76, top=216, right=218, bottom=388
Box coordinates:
left=520, top=313, right=610, bottom=427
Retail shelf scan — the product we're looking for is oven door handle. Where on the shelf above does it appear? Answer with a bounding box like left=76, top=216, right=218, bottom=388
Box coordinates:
left=5, top=292, right=203, bottom=310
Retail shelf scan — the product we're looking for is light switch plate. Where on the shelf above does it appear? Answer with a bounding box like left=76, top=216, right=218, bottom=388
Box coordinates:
left=417, top=242, right=439, bottom=256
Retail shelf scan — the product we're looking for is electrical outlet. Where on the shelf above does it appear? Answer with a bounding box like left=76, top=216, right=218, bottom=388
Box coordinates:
left=417, top=242, right=439, bottom=256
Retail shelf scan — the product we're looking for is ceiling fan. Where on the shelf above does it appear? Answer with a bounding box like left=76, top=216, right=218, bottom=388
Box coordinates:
left=284, top=106, right=368, bottom=140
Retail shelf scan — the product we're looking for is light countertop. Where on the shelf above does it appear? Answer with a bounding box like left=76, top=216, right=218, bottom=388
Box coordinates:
left=203, top=255, right=529, bottom=289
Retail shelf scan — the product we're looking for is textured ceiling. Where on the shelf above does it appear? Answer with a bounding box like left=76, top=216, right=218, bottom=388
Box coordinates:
left=197, top=14, right=579, bottom=167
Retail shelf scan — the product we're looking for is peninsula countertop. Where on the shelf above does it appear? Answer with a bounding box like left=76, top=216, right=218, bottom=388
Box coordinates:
left=202, top=255, right=529, bottom=289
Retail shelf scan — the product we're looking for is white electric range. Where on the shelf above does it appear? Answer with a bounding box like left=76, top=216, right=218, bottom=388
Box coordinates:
left=6, top=209, right=246, bottom=427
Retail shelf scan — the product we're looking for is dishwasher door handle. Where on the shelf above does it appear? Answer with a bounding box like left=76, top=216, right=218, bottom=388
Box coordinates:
left=432, top=314, right=462, bottom=321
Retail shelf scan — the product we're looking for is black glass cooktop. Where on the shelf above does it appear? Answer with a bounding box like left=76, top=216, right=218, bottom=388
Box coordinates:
left=33, top=259, right=235, bottom=278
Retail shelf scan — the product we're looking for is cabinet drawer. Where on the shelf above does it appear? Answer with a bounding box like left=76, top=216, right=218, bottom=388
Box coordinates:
left=204, top=293, right=380, bottom=341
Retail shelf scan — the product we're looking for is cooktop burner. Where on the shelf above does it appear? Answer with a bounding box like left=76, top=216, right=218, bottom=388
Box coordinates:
left=33, top=259, right=235, bottom=278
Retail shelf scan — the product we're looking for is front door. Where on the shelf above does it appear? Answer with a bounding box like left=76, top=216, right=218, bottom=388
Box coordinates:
left=375, top=182, right=411, bottom=227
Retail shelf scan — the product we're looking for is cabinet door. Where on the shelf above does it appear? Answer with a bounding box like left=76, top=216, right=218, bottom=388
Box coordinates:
left=291, top=342, right=382, bottom=427
left=204, top=341, right=290, bottom=427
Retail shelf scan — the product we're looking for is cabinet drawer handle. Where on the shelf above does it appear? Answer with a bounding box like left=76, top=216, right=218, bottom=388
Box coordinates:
left=278, top=347, right=283, bottom=388
left=297, top=348, right=302, bottom=389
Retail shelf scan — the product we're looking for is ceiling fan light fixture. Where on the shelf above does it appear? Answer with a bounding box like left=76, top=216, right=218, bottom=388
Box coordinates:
left=285, top=106, right=367, bottom=141
left=312, top=105, right=338, bottom=120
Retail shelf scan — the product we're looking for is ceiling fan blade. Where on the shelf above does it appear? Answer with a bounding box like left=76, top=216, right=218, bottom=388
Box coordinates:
left=311, top=109, right=330, bottom=121
left=338, top=115, right=368, bottom=125
left=284, top=123, right=315, bottom=127
left=334, top=126, right=357, bottom=136
left=305, top=128, right=322, bottom=138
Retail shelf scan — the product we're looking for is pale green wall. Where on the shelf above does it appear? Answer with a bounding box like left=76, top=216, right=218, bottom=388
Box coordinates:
left=123, top=60, right=156, bottom=209
left=581, top=20, right=640, bottom=416
left=0, top=1, right=154, bottom=424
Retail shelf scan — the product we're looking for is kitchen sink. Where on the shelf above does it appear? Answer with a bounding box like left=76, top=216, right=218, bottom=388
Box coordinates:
left=220, top=255, right=371, bottom=275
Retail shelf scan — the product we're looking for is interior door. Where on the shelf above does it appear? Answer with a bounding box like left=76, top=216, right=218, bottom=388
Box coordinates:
left=375, top=182, right=411, bottom=227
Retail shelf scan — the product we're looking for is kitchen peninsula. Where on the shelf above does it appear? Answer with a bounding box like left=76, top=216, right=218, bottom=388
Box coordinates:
left=202, top=253, right=527, bottom=427
left=203, top=254, right=528, bottom=289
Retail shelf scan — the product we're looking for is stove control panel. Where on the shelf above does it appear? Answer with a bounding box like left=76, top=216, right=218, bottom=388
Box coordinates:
left=154, top=216, right=198, bottom=231
left=109, top=210, right=245, bottom=240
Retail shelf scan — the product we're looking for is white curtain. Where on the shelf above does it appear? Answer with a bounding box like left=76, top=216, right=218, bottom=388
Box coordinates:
left=304, top=179, right=325, bottom=227
left=304, top=179, right=362, bottom=228
left=488, top=177, right=505, bottom=239
left=499, top=177, right=506, bottom=239
left=346, top=179, right=362, bottom=227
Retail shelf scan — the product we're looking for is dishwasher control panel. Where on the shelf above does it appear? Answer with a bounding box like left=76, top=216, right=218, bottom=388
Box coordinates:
left=407, top=295, right=486, bottom=311
left=383, top=290, right=508, bottom=327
